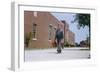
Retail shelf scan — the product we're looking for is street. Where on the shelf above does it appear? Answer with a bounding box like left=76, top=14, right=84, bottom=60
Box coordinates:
left=24, top=48, right=90, bottom=62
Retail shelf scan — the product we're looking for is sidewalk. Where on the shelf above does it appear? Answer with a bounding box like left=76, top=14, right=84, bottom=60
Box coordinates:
left=24, top=48, right=90, bottom=62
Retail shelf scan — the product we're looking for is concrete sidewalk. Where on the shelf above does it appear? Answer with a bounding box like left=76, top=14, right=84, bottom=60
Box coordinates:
left=24, top=48, right=90, bottom=62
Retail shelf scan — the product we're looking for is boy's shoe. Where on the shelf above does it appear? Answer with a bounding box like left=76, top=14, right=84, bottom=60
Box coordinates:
left=57, top=49, right=61, bottom=53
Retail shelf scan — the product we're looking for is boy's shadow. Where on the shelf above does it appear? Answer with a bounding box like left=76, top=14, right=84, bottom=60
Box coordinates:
left=47, top=51, right=62, bottom=54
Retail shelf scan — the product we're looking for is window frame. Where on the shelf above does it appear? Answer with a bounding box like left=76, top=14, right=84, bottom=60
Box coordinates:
left=11, top=2, right=97, bottom=71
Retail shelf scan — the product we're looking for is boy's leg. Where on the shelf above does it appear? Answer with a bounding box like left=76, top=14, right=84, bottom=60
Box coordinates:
left=57, top=40, right=62, bottom=53
left=61, top=43, right=64, bottom=49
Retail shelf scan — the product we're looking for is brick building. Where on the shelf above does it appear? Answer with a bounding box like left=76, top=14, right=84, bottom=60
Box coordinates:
left=24, top=11, right=75, bottom=48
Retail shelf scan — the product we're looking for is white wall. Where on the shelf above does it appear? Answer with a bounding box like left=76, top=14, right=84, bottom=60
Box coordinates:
left=0, top=0, right=100, bottom=73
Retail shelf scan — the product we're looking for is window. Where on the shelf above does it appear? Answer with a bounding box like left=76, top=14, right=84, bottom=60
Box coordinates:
left=54, top=27, right=57, bottom=31
left=49, top=24, right=52, bottom=40
left=32, top=24, right=37, bottom=40
left=48, top=24, right=57, bottom=40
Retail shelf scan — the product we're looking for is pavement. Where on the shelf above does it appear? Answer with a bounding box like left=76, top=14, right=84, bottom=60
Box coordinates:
left=24, top=47, right=90, bottom=62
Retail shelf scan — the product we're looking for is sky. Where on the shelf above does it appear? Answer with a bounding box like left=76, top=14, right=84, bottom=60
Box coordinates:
left=51, top=12, right=89, bottom=44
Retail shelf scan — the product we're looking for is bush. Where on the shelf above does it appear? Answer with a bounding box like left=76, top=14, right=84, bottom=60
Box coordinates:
left=64, top=41, right=70, bottom=47
left=24, top=32, right=32, bottom=48
left=64, top=41, right=75, bottom=47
